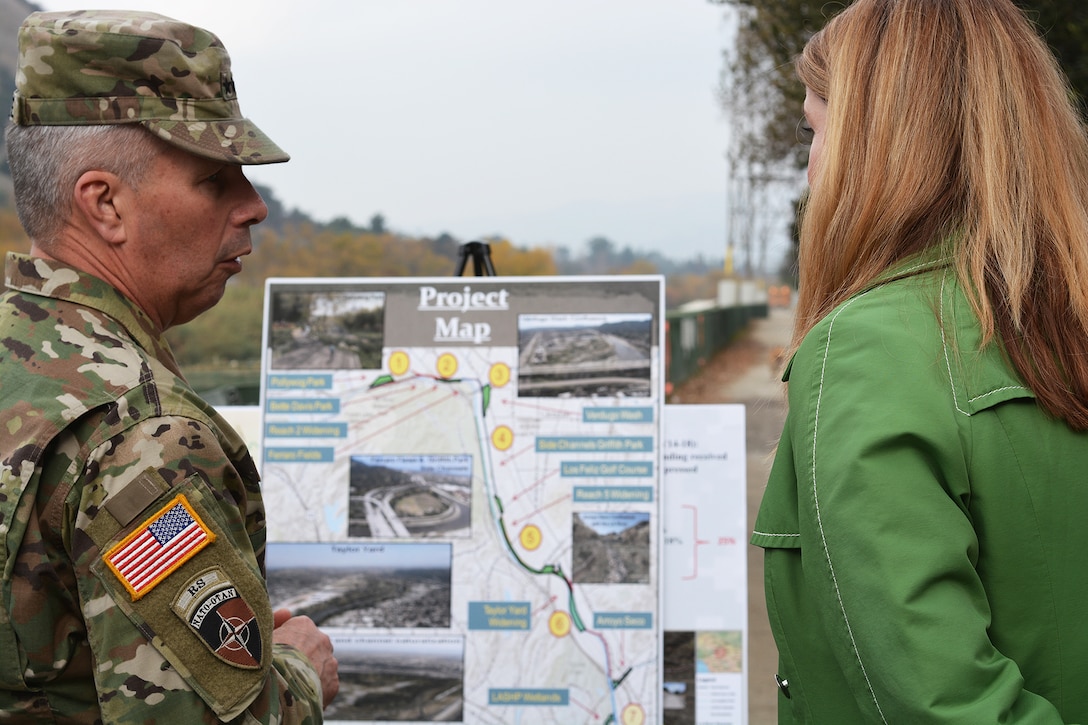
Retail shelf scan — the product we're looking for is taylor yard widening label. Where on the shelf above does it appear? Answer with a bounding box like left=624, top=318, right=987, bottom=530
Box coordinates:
left=174, top=568, right=262, bottom=669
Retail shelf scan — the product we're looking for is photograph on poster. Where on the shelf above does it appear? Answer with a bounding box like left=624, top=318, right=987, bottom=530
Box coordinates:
left=696, top=630, right=744, bottom=673
left=516, top=313, right=653, bottom=398
left=325, top=635, right=464, bottom=723
left=267, top=289, right=385, bottom=370
left=348, top=454, right=474, bottom=538
left=266, top=542, right=452, bottom=628
left=663, top=630, right=696, bottom=725
left=572, top=511, right=651, bottom=584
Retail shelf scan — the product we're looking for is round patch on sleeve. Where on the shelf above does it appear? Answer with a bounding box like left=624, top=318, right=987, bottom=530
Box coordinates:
left=173, top=567, right=263, bottom=669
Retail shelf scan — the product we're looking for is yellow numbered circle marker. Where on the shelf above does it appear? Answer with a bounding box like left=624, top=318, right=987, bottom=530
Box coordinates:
left=548, top=610, right=572, bottom=638
left=436, top=353, right=458, bottom=378
left=519, top=524, right=542, bottom=551
left=388, top=350, right=410, bottom=376
left=621, top=704, right=645, bottom=725
left=491, top=425, right=514, bottom=451
left=489, top=362, right=512, bottom=387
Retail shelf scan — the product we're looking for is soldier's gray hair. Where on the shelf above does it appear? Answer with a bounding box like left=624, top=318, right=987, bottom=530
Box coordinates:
left=5, top=123, right=159, bottom=247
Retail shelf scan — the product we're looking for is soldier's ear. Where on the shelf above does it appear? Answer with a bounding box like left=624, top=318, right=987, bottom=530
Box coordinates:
left=72, top=170, right=128, bottom=245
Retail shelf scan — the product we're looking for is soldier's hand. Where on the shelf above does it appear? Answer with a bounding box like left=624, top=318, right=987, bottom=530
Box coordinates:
left=272, top=608, right=339, bottom=708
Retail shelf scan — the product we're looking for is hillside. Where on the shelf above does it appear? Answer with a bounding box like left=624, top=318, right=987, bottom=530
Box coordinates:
left=1, top=0, right=40, bottom=197
left=0, top=0, right=731, bottom=336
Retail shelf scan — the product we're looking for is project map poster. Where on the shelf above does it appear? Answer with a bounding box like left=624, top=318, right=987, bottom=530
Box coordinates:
left=259, top=276, right=664, bottom=725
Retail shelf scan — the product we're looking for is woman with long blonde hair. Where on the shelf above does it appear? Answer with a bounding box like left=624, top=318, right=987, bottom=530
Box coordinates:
left=751, top=0, right=1088, bottom=720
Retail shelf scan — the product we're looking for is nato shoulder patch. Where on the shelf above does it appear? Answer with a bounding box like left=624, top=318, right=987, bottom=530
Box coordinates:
left=173, top=567, right=263, bottom=669
left=103, top=493, right=215, bottom=600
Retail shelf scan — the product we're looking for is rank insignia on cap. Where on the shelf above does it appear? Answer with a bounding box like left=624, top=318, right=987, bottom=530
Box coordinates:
left=103, top=494, right=215, bottom=600
left=173, top=568, right=263, bottom=669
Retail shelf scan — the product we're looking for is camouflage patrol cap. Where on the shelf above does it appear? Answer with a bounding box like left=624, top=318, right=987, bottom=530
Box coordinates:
left=11, top=10, right=288, bottom=165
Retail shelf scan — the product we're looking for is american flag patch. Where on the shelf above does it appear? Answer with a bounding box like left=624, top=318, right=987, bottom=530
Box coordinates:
left=104, top=494, right=216, bottom=600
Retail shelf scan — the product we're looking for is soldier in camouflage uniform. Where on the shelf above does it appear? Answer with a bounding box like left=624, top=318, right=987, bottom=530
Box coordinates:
left=0, top=10, right=338, bottom=722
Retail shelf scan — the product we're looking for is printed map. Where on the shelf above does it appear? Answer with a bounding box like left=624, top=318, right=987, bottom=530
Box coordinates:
left=260, top=277, right=663, bottom=725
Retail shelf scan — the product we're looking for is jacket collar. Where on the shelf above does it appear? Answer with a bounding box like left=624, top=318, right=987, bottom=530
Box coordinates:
left=3, top=252, right=183, bottom=377
left=860, top=244, right=954, bottom=294
left=781, top=245, right=954, bottom=383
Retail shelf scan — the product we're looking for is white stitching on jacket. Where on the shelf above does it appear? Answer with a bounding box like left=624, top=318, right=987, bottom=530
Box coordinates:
left=939, top=273, right=970, bottom=416
left=939, top=272, right=1030, bottom=414
left=812, top=293, right=890, bottom=724
left=968, top=385, right=1029, bottom=403
left=751, top=531, right=800, bottom=538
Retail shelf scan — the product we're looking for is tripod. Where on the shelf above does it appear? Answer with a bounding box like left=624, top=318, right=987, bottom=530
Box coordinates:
left=454, top=241, right=497, bottom=277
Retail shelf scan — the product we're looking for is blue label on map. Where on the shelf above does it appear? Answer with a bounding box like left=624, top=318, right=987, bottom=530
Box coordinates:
left=264, top=423, right=348, bottom=438
left=263, top=447, right=334, bottom=463
left=594, top=612, right=654, bottom=629
left=582, top=407, right=654, bottom=424
left=561, top=461, right=653, bottom=477
left=536, top=436, right=653, bottom=453
left=265, top=398, right=340, bottom=414
left=489, top=689, right=569, bottom=706
left=266, top=374, right=333, bottom=390
left=573, top=486, right=654, bottom=502
left=468, top=601, right=531, bottom=630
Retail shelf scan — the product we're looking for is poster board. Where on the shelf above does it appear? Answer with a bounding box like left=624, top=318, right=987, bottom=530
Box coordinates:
left=259, top=276, right=665, bottom=725
left=662, top=404, right=748, bottom=725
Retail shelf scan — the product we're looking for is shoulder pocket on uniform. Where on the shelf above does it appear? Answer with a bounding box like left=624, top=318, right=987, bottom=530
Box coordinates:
left=89, top=470, right=272, bottom=720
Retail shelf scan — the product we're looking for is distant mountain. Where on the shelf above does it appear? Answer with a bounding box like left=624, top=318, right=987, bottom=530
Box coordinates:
left=0, top=0, right=727, bottom=277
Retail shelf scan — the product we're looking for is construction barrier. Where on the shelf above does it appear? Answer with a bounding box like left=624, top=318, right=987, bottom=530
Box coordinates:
left=665, top=301, right=769, bottom=394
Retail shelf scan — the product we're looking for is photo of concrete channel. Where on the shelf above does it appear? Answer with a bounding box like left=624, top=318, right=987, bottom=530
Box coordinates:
left=267, top=289, right=385, bottom=370
left=325, top=635, right=464, bottom=723
left=572, top=511, right=652, bottom=584
left=348, top=454, right=474, bottom=538
left=517, top=313, right=653, bottom=398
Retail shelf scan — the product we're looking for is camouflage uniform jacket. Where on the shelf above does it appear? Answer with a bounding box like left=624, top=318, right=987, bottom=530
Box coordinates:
left=0, top=253, right=323, bottom=723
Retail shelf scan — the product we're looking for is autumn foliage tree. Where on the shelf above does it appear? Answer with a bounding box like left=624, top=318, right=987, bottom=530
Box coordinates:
left=167, top=223, right=462, bottom=366
left=486, top=238, right=558, bottom=276
left=0, top=207, right=29, bottom=255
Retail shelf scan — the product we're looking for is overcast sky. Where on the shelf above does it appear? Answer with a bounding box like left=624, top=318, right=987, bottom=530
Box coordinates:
left=35, top=1, right=761, bottom=262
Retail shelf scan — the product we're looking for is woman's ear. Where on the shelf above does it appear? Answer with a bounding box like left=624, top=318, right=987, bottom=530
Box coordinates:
left=72, top=170, right=129, bottom=245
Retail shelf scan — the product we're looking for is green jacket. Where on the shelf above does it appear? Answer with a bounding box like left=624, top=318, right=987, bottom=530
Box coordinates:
left=0, top=254, right=323, bottom=723
left=752, top=252, right=1088, bottom=723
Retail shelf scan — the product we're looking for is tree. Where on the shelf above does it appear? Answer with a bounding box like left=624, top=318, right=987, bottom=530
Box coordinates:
left=0, top=207, right=29, bottom=255
left=485, top=238, right=557, bottom=276
left=710, top=1, right=823, bottom=283
left=713, top=0, right=1088, bottom=285
left=1016, top=2, right=1088, bottom=112
left=715, top=0, right=1088, bottom=170
left=586, top=236, right=617, bottom=274
left=713, top=0, right=825, bottom=171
